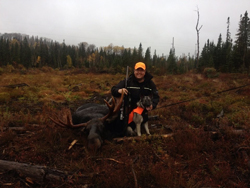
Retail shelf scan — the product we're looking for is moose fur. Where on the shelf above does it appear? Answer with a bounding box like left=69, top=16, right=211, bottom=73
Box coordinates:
left=72, top=103, right=121, bottom=150
left=50, top=92, right=125, bottom=151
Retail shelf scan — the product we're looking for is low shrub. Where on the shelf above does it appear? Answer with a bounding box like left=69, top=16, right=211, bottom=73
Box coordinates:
left=203, top=67, right=219, bottom=78
left=0, top=92, right=11, bottom=103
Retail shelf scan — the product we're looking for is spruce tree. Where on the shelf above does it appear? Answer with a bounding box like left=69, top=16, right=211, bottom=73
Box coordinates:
left=166, top=49, right=177, bottom=74
left=21, top=37, right=31, bottom=67
left=233, top=11, right=249, bottom=72
left=122, top=48, right=131, bottom=67
left=214, top=34, right=223, bottom=71
left=132, top=47, right=138, bottom=65
left=137, top=43, right=143, bottom=62
left=199, top=39, right=215, bottom=70
left=152, top=50, right=157, bottom=67
left=0, top=38, right=3, bottom=65
left=11, top=39, right=20, bottom=64
left=144, top=47, right=151, bottom=68
left=221, top=17, right=233, bottom=72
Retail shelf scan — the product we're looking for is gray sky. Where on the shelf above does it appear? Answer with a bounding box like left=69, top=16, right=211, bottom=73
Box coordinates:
left=1, top=0, right=249, bottom=57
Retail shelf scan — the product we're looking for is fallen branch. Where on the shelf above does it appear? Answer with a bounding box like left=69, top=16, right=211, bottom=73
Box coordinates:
left=0, top=159, right=69, bottom=183
left=1, top=124, right=41, bottom=133
left=113, top=134, right=173, bottom=143
left=113, top=128, right=244, bottom=143
left=0, top=159, right=97, bottom=184
left=68, top=139, right=78, bottom=150
left=1, top=127, right=26, bottom=131
left=152, top=149, right=168, bottom=164
left=95, top=158, right=125, bottom=164
left=131, top=156, right=139, bottom=188
left=1, top=83, right=29, bottom=88
left=230, top=129, right=245, bottom=135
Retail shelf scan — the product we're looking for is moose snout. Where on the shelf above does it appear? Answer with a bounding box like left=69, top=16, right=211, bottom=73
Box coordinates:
left=88, top=133, right=103, bottom=151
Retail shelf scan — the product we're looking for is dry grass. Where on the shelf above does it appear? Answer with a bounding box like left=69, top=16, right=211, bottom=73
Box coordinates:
left=0, top=69, right=250, bottom=187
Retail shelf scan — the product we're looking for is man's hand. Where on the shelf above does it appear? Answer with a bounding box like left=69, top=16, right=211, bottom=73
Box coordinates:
left=118, top=88, right=128, bottom=95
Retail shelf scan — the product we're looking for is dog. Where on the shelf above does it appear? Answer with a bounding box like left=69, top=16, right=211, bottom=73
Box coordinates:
left=127, top=96, right=152, bottom=136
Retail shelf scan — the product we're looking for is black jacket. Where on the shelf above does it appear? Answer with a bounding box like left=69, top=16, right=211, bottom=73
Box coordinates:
left=111, top=71, right=159, bottom=111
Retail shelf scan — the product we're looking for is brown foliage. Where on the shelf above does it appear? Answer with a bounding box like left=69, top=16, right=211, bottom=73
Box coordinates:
left=0, top=70, right=250, bottom=187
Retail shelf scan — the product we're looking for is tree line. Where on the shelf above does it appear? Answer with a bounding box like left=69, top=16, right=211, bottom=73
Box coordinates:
left=199, top=11, right=250, bottom=73
left=0, top=11, right=249, bottom=74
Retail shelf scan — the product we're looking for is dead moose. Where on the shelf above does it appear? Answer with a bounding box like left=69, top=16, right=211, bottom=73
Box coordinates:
left=50, top=91, right=125, bottom=151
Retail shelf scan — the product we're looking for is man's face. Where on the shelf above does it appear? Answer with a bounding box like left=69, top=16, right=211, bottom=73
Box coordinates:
left=134, top=68, right=146, bottom=81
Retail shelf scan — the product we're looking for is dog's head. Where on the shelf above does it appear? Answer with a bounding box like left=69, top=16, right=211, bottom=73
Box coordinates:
left=138, top=95, right=152, bottom=109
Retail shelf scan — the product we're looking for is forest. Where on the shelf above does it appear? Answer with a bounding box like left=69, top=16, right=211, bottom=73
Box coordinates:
left=0, top=11, right=250, bottom=75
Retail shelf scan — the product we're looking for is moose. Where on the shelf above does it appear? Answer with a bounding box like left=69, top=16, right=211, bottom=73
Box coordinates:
left=50, top=91, right=126, bottom=151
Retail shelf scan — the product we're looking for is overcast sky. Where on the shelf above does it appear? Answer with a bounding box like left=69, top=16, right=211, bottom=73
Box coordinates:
left=1, top=0, right=249, bottom=57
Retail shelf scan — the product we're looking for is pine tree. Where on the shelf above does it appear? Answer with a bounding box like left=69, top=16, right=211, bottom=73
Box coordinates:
left=40, top=40, right=49, bottom=67
left=61, top=40, right=67, bottom=68
left=132, top=47, right=138, bottom=65
left=166, top=49, right=177, bottom=74
left=199, top=39, right=215, bottom=70
left=10, top=39, right=20, bottom=64
left=122, top=48, right=131, bottom=67
left=199, top=43, right=207, bottom=69
left=21, top=37, right=31, bottom=67
left=214, top=34, right=223, bottom=71
left=0, top=37, right=10, bottom=66
left=137, top=43, right=143, bottom=62
left=99, top=48, right=107, bottom=68
left=0, top=38, right=3, bottom=66
left=221, top=17, right=233, bottom=72
left=144, top=47, right=151, bottom=68
left=233, top=11, right=249, bottom=72
left=49, top=42, right=56, bottom=68
left=79, top=42, right=86, bottom=61
left=152, top=50, right=157, bottom=67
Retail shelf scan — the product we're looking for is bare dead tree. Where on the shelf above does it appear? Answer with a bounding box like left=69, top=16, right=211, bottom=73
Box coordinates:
left=195, top=7, right=203, bottom=68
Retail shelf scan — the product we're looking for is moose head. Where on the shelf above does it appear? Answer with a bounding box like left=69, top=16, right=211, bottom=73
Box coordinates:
left=50, top=91, right=124, bottom=151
